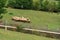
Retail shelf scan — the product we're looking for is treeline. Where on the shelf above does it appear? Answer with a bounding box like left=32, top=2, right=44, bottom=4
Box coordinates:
left=7, top=0, right=60, bottom=12
left=8, top=0, right=33, bottom=9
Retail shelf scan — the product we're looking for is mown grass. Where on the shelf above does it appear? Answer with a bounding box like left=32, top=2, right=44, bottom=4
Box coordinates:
left=2, top=8, right=60, bottom=31
left=0, top=29, right=58, bottom=40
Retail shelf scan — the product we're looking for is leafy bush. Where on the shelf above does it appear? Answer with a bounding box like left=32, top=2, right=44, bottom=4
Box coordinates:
left=39, top=0, right=60, bottom=12
left=32, top=0, right=40, bottom=10
left=16, top=25, right=24, bottom=32
left=40, top=0, right=49, bottom=11
left=47, top=1, right=58, bottom=12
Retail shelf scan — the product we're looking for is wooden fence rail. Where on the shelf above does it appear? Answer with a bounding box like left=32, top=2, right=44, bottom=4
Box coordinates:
left=0, top=25, right=60, bottom=38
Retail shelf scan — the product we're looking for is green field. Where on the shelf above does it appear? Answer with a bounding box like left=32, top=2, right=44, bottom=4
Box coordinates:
left=0, top=29, right=58, bottom=40
left=2, top=8, right=60, bottom=31
left=0, top=0, right=60, bottom=40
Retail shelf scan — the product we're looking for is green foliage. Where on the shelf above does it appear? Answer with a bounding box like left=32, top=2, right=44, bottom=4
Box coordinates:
left=0, top=0, right=7, bottom=19
left=8, top=0, right=16, bottom=7
left=33, top=0, right=60, bottom=12
left=40, top=0, right=49, bottom=11
left=47, top=1, right=57, bottom=12
left=33, top=0, right=40, bottom=10
left=0, top=0, right=6, bottom=8
left=8, top=0, right=33, bottom=9
left=8, top=0, right=60, bottom=12
left=39, top=0, right=43, bottom=10
left=16, top=25, right=24, bottom=32
left=57, top=1, right=60, bottom=11
left=39, top=0, right=60, bottom=12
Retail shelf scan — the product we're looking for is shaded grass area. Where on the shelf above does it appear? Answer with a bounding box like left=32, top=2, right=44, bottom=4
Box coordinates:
left=0, top=29, right=58, bottom=40
left=2, top=8, right=60, bottom=31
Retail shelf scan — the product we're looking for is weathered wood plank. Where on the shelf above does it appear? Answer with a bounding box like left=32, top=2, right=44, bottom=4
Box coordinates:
left=23, top=28, right=60, bottom=35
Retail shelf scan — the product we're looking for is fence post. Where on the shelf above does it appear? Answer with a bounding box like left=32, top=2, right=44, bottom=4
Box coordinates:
left=5, top=26, right=7, bottom=31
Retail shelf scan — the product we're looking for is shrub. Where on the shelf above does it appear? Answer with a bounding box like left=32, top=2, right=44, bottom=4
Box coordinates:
left=40, top=0, right=49, bottom=11
left=16, top=25, right=24, bottom=32
left=47, top=1, right=58, bottom=12
left=39, top=0, right=60, bottom=12
left=33, top=0, right=40, bottom=10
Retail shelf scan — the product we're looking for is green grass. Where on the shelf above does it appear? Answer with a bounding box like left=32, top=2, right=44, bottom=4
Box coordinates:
left=2, top=8, right=60, bottom=31
left=0, top=29, right=58, bottom=40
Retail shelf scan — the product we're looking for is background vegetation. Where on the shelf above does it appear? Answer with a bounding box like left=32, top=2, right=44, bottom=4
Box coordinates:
left=0, top=0, right=60, bottom=32
left=8, top=0, right=60, bottom=12
left=0, top=0, right=7, bottom=19
left=8, top=0, right=33, bottom=9
left=0, top=0, right=60, bottom=40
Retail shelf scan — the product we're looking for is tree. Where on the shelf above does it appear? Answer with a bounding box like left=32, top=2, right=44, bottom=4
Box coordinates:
left=41, top=0, right=49, bottom=11
left=0, top=0, right=7, bottom=19
left=47, top=1, right=57, bottom=12
left=57, top=1, right=60, bottom=11
left=33, top=0, right=40, bottom=10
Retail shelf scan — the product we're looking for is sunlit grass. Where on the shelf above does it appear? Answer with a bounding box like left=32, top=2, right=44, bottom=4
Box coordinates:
left=0, top=29, right=58, bottom=40
left=2, top=8, right=60, bottom=31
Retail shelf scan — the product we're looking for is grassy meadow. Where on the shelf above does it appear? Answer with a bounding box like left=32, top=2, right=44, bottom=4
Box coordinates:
left=2, top=8, right=60, bottom=31
left=0, top=29, right=58, bottom=40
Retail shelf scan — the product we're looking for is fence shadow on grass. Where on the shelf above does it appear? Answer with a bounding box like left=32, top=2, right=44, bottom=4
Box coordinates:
left=15, top=28, right=60, bottom=39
